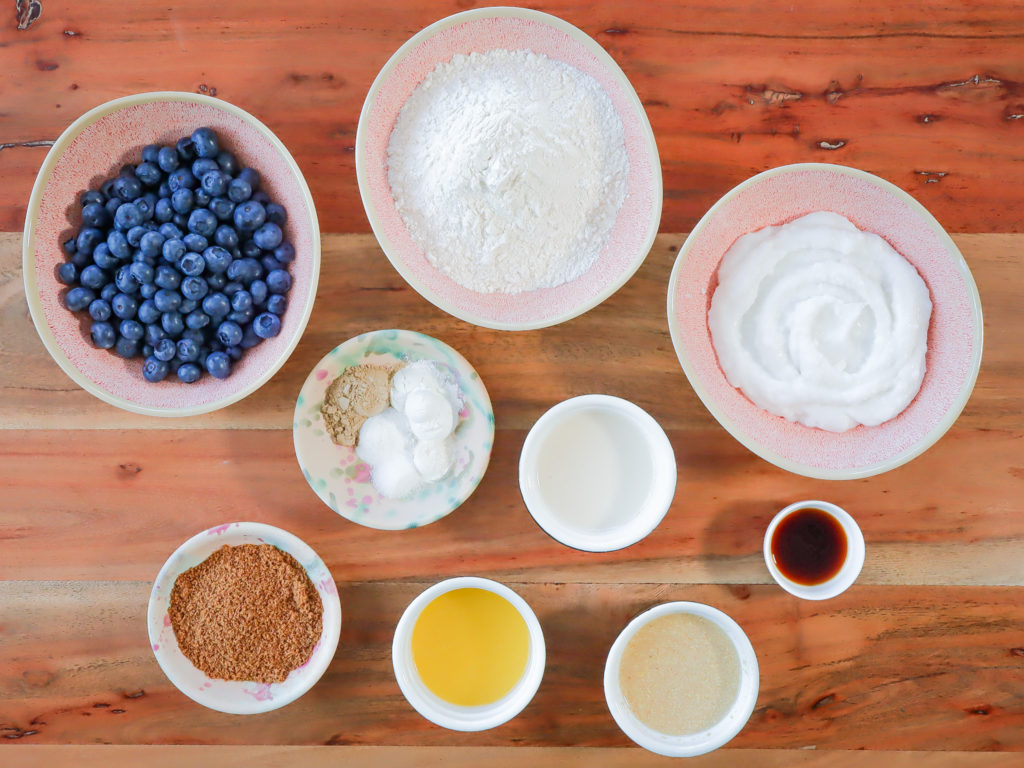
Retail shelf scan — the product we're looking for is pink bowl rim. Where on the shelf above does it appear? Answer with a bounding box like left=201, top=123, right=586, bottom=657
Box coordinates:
left=354, top=6, right=663, bottom=331
left=22, top=91, right=322, bottom=417
left=666, top=162, right=984, bottom=480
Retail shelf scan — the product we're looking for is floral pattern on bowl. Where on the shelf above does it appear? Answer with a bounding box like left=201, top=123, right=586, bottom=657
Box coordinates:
left=293, top=329, right=494, bottom=530
left=147, top=522, right=342, bottom=715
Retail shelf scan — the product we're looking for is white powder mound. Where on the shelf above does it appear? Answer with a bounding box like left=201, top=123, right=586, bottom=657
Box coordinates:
left=405, top=389, right=455, bottom=443
left=356, top=407, right=413, bottom=467
left=413, top=438, right=455, bottom=483
left=370, top=453, right=424, bottom=500
left=387, top=49, right=629, bottom=294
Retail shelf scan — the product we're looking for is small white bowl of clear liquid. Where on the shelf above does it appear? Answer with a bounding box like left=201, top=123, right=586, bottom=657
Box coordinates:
left=518, top=395, right=677, bottom=552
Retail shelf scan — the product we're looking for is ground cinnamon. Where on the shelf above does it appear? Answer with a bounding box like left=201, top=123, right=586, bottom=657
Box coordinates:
left=169, top=543, right=323, bottom=684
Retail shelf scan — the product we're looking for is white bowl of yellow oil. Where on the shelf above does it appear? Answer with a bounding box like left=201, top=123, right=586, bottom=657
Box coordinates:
left=392, top=577, right=545, bottom=731
left=518, top=394, right=677, bottom=551
left=604, top=601, right=759, bottom=757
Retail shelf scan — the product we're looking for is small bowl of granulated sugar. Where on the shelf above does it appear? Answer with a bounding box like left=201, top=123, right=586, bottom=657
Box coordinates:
left=293, top=329, right=494, bottom=530
left=356, top=7, right=662, bottom=330
left=147, top=522, right=342, bottom=714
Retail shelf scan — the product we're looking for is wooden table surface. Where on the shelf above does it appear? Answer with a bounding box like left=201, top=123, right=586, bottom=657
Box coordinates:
left=2, top=1, right=1022, bottom=766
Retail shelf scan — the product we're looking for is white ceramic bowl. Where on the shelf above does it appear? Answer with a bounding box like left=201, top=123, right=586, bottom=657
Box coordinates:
left=519, top=394, right=676, bottom=552
left=392, top=576, right=545, bottom=731
left=604, top=601, right=759, bottom=757
left=667, top=163, right=983, bottom=479
left=23, top=91, right=320, bottom=416
left=147, top=522, right=341, bottom=714
left=763, top=500, right=866, bottom=600
left=356, top=7, right=662, bottom=330
left=293, top=329, right=494, bottom=530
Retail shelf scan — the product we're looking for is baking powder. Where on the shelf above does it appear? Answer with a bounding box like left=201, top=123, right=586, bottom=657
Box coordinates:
left=387, top=49, right=629, bottom=294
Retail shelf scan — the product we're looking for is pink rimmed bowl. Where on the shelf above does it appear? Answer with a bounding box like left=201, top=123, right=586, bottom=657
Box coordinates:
left=356, top=7, right=662, bottom=331
left=23, top=92, right=320, bottom=416
left=147, top=522, right=342, bottom=714
left=667, top=163, right=983, bottom=480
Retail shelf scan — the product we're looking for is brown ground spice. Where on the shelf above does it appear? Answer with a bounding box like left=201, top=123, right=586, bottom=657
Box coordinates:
left=169, top=544, right=324, bottom=684
left=321, top=363, right=400, bottom=446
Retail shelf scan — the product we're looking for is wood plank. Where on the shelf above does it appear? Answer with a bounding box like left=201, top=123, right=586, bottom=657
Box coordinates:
left=0, top=581, right=1021, bottom=749
left=0, top=427, right=1021, bottom=586
left=1, top=2, right=1023, bottom=233
left=1, top=233, right=1019, bottom=432
left=4, top=745, right=1024, bottom=768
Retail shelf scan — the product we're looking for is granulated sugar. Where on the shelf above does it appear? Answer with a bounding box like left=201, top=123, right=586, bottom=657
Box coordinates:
left=619, top=613, right=740, bottom=735
left=388, top=49, right=629, bottom=294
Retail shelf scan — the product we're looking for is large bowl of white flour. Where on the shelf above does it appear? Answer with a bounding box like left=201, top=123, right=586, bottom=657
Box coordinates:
left=356, top=8, right=661, bottom=330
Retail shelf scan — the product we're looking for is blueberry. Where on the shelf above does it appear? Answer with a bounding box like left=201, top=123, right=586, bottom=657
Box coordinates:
left=100, top=283, right=118, bottom=302
left=171, top=188, right=194, bottom=215
left=104, top=230, right=128, bottom=260
left=172, top=212, right=189, bottom=230
left=191, top=127, right=219, bottom=159
left=154, top=265, right=182, bottom=291
left=157, top=146, right=179, bottom=173
left=225, top=345, right=243, bottom=361
left=157, top=181, right=172, bottom=199
left=213, top=224, right=239, bottom=250
left=63, top=236, right=78, bottom=255
left=240, top=239, right=262, bottom=259
left=79, top=264, right=107, bottom=290
left=176, top=362, right=202, bottom=383
left=154, top=288, right=182, bottom=312
left=141, top=343, right=154, bottom=358
left=248, top=279, right=268, bottom=306
left=240, top=324, right=263, bottom=348
left=181, top=235, right=205, bottom=255
left=76, top=227, right=104, bottom=256
left=88, top=298, right=112, bottom=321
left=114, top=203, right=143, bottom=231
left=200, top=170, right=228, bottom=197
left=57, top=262, right=78, bottom=285
left=192, top=158, right=220, bottom=179
left=188, top=208, right=217, bottom=237
left=227, top=177, right=252, bottom=203
left=111, top=292, right=138, bottom=320
left=129, top=261, right=155, bottom=286
left=142, top=144, right=161, bottom=164
left=205, top=350, right=231, bottom=379
left=81, top=201, right=110, bottom=228
left=237, top=167, right=260, bottom=192
left=179, top=298, right=198, bottom=314
left=162, top=238, right=187, bottom=264
left=159, top=223, right=184, bottom=241
left=139, top=282, right=158, bottom=299
left=181, top=275, right=209, bottom=301
left=114, top=266, right=139, bottom=295
left=185, top=309, right=210, bottom=329
left=216, top=321, right=243, bottom=347
left=154, top=197, right=174, bottom=223
left=223, top=280, right=243, bottom=297
left=228, top=308, right=254, bottom=326
left=230, top=290, right=253, bottom=314
left=138, top=299, right=161, bottom=325
left=176, top=136, right=196, bottom=160
left=227, top=258, right=261, bottom=284
left=119, top=319, right=145, bottom=341
left=134, top=196, right=155, bottom=221
left=144, top=323, right=168, bottom=347
left=264, top=203, right=287, bottom=227
left=176, top=337, right=200, bottom=362
left=273, top=242, right=295, bottom=263
left=142, top=355, right=170, bottom=383
left=161, top=311, right=185, bottom=337
left=71, top=250, right=91, bottom=269
left=233, top=200, right=266, bottom=233
left=90, top=321, right=117, bottom=349
left=209, top=196, right=235, bottom=221
left=194, top=190, right=212, bottom=209
left=251, top=191, right=270, bottom=205
left=125, top=225, right=147, bottom=247
left=203, top=245, right=232, bottom=274
left=168, top=168, right=197, bottom=192
left=112, top=175, right=143, bottom=201
left=114, top=336, right=141, bottom=359
left=266, top=294, right=287, bottom=315
left=139, top=231, right=166, bottom=258
left=202, top=292, right=230, bottom=318
left=266, top=269, right=292, bottom=294
left=252, top=222, right=283, bottom=251
left=262, top=255, right=285, bottom=275
left=64, top=286, right=96, bottom=312
left=135, top=162, right=162, bottom=187
left=81, top=189, right=105, bottom=207
left=207, top=272, right=227, bottom=290
left=100, top=178, right=118, bottom=200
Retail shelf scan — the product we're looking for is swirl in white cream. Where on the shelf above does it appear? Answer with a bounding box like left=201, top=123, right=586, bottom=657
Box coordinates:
left=708, top=211, right=932, bottom=432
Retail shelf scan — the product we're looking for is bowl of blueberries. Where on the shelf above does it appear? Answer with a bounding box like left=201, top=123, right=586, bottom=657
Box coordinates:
left=23, top=91, right=320, bottom=416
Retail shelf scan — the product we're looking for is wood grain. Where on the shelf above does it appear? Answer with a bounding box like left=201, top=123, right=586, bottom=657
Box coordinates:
left=6, top=746, right=1024, bottom=768
left=1, top=581, right=1022, bottom=749
left=1, top=233, right=1021, bottom=432
left=1, top=1, right=1022, bottom=233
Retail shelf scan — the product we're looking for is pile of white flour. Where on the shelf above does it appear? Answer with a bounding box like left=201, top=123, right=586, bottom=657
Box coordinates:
left=387, top=49, right=629, bottom=294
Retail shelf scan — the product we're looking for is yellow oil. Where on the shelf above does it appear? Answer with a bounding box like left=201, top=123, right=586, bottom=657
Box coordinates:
left=411, top=587, right=530, bottom=707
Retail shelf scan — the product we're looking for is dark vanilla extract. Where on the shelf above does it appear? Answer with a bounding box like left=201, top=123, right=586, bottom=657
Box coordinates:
left=771, top=507, right=847, bottom=586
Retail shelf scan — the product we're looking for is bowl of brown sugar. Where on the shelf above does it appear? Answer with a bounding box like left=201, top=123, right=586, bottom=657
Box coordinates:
left=148, top=522, right=342, bottom=714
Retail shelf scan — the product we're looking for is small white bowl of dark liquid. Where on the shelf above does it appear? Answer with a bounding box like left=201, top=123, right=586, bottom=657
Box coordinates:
left=518, top=394, right=677, bottom=552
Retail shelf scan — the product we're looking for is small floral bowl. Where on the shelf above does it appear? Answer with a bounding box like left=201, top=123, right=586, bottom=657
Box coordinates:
left=147, top=522, right=342, bottom=715
left=23, top=91, right=320, bottom=416
left=356, top=7, right=661, bottom=330
left=293, top=329, right=494, bottom=530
